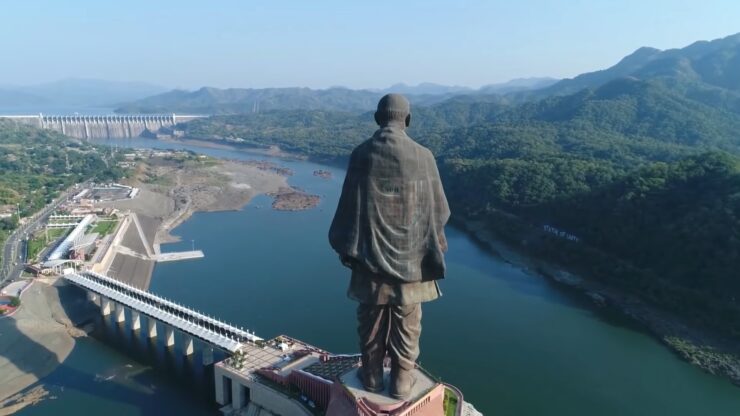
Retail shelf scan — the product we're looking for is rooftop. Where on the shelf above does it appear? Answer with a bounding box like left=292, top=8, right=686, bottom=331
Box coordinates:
left=303, top=355, right=360, bottom=381
left=221, top=336, right=326, bottom=377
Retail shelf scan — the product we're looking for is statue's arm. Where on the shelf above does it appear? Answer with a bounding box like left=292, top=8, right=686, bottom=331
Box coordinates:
left=429, top=151, right=450, bottom=252
left=329, top=148, right=361, bottom=261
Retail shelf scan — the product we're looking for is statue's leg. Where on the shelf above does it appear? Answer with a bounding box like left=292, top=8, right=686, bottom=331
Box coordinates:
left=357, top=303, right=389, bottom=392
left=388, top=303, right=421, bottom=399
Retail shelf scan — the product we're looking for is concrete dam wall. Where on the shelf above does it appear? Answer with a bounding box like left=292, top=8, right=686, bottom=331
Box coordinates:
left=0, top=114, right=203, bottom=139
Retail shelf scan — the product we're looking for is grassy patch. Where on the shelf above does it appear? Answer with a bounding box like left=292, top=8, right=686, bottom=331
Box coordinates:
left=26, top=236, right=46, bottom=261
left=143, top=174, right=173, bottom=186
left=47, top=227, right=70, bottom=240
left=0, top=229, right=8, bottom=263
left=26, top=227, right=70, bottom=261
left=443, top=388, right=459, bottom=416
left=92, top=220, right=118, bottom=236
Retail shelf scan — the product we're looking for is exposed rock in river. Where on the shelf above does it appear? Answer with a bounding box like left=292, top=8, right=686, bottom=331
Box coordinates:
left=269, top=187, right=320, bottom=211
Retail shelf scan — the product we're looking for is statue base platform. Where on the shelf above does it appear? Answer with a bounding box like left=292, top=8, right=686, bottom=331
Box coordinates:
left=327, top=367, right=445, bottom=416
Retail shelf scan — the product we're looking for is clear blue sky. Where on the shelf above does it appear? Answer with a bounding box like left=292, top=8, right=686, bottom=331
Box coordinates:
left=1, top=0, right=739, bottom=89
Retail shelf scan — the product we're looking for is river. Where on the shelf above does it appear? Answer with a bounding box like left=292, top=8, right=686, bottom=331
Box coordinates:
left=18, top=138, right=740, bottom=416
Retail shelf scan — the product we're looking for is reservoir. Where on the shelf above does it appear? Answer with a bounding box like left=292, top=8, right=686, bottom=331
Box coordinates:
left=19, top=138, right=740, bottom=416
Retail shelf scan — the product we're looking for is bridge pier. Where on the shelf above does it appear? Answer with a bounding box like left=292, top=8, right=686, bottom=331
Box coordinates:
left=131, top=311, right=141, bottom=331
left=231, top=379, right=245, bottom=410
left=165, top=326, right=175, bottom=347
left=114, top=303, right=125, bottom=323
left=101, top=297, right=112, bottom=316
left=184, top=335, right=194, bottom=356
left=215, top=372, right=227, bottom=405
left=147, top=319, right=157, bottom=338
left=87, top=290, right=98, bottom=304
left=203, top=346, right=214, bottom=365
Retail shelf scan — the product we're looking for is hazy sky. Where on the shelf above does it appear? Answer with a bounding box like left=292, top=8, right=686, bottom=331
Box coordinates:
left=2, top=0, right=739, bottom=90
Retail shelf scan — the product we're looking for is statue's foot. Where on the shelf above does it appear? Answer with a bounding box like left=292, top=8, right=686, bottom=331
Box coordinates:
left=389, top=368, right=416, bottom=400
left=357, top=366, right=384, bottom=393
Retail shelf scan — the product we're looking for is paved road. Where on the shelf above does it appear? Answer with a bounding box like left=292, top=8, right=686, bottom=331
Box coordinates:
left=0, top=185, right=82, bottom=287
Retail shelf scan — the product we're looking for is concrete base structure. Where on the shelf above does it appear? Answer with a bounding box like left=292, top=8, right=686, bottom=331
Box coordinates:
left=131, top=311, right=141, bottom=331
left=184, top=335, right=194, bottom=356
left=326, top=368, right=444, bottom=416
left=215, top=367, right=314, bottom=416
left=87, top=291, right=98, bottom=304
left=147, top=319, right=157, bottom=338
left=213, top=336, right=462, bottom=416
left=165, top=327, right=175, bottom=347
left=114, top=304, right=126, bottom=323
left=203, top=347, right=214, bottom=365
left=101, top=297, right=112, bottom=316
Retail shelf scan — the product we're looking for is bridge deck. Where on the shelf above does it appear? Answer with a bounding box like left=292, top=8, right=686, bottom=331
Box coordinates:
left=64, top=271, right=261, bottom=353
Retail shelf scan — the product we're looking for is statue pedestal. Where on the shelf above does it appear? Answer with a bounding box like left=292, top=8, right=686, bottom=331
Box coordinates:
left=327, top=367, right=445, bottom=416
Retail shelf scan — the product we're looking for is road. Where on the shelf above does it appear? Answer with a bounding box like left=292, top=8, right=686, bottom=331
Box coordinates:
left=0, top=185, right=82, bottom=287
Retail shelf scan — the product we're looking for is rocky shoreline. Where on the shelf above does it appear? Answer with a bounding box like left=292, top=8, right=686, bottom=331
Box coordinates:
left=269, top=187, right=321, bottom=211
left=313, top=169, right=332, bottom=179
left=455, top=218, right=740, bottom=387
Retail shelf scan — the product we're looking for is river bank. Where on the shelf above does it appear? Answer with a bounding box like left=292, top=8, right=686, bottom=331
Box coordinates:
left=100, top=153, right=320, bottom=251
left=0, top=278, right=92, bottom=411
left=455, top=217, right=740, bottom=387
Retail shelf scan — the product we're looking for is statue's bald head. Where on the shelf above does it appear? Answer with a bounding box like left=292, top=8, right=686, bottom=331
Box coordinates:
left=375, top=93, right=411, bottom=128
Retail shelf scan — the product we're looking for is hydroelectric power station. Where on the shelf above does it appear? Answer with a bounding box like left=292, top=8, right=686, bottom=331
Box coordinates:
left=0, top=114, right=205, bottom=139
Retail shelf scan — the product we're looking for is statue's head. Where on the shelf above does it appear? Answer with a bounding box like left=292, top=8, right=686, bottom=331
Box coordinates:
left=375, top=93, right=411, bottom=128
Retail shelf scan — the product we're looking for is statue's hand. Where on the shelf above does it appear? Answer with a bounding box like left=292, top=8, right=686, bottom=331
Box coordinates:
left=340, top=255, right=355, bottom=269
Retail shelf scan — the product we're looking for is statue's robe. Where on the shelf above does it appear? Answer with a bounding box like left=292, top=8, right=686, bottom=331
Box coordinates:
left=329, top=125, right=450, bottom=306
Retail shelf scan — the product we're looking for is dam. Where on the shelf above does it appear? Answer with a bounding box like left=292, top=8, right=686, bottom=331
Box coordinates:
left=0, top=113, right=204, bottom=139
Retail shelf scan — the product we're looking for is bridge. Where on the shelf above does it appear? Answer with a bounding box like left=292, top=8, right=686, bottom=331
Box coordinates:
left=63, top=270, right=261, bottom=357
left=0, top=113, right=205, bottom=139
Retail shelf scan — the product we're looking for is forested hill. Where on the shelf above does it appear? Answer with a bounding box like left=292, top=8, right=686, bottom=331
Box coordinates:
left=0, top=121, right=123, bottom=216
left=181, top=59, right=740, bottom=337
left=531, top=32, right=740, bottom=113
left=115, top=87, right=384, bottom=114
left=533, top=152, right=740, bottom=335
left=113, top=81, right=551, bottom=115
left=537, top=152, right=740, bottom=304
left=115, top=85, right=508, bottom=114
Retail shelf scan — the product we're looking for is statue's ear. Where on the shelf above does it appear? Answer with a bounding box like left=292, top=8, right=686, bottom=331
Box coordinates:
left=405, top=113, right=411, bottom=127
left=374, top=112, right=381, bottom=126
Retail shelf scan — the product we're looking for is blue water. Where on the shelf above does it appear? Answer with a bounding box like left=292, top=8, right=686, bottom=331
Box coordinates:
left=19, top=138, right=740, bottom=416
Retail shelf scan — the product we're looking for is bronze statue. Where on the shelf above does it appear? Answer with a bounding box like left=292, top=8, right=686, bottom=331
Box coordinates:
left=329, top=94, right=450, bottom=399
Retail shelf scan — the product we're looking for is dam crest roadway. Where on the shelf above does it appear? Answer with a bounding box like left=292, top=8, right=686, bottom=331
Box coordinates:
left=0, top=113, right=206, bottom=139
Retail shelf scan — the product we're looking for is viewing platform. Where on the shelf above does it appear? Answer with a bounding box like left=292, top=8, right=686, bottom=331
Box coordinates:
left=153, top=250, right=205, bottom=262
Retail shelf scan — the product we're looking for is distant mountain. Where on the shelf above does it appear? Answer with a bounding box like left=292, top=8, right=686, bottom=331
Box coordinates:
left=480, top=77, right=558, bottom=94
left=0, top=89, right=49, bottom=108
left=115, top=86, right=384, bottom=114
left=506, top=77, right=740, bottom=148
left=115, top=78, right=559, bottom=115
left=1, top=78, right=168, bottom=108
left=536, top=33, right=740, bottom=112
left=374, top=82, right=475, bottom=95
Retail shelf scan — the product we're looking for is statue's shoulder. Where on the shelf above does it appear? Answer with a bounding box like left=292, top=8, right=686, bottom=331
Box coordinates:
left=351, top=136, right=375, bottom=156
left=403, top=134, right=435, bottom=160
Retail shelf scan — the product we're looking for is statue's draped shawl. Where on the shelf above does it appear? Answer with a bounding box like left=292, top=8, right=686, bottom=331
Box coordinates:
left=329, top=126, right=450, bottom=283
